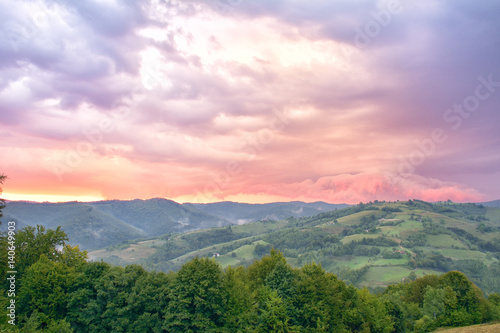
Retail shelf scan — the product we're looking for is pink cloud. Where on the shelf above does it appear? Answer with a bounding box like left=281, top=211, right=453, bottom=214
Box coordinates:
left=1, top=0, right=499, bottom=204
left=222, top=173, right=485, bottom=204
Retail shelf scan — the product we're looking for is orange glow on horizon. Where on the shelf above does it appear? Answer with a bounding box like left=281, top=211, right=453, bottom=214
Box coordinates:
left=174, top=193, right=296, bottom=204
left=2, top=192, right=105, bottom=203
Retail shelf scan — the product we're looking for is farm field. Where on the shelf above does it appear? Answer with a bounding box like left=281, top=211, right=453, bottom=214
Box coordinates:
left=341, top=233, right=380, bottom=244
left=232, top=219, right=288, bottom=234
left=216, top=240, right=271, bottom=267
left=426, top=234, right=467, bottom=248
left=88, top=200, right=500, bottom=295
left=438, top=248, right=488, bottom=260
left=88, top=243, right=157, bottom=262
left=361, top=266, right=442, bottom=288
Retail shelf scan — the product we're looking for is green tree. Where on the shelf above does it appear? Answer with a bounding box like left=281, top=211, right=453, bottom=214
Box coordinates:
left=15, top=225, right=69, bottom=276
left=489, top=293, right=500, bottom=306
left=222, top=266, right=255, bottom=331
left=164, top=257, right=226, bottom=332
left=247, top=249, right=287, bottom=291
left=254, top=243, right=273, bottom=257
left=0, top=173, right=6, bottom=220
left=0, top=225, right=85, bottom=321
left=59, top=244, right=88, bottom=269
left=264, top=259, right=297, bottom=300
left=255, top=287, right=292, bottom=333
left=422, top=285, right=446, bottom=330
left=66, top=261, right=111, bottom=332
left=355, top=288, right=393, bottom=333
left=439, top=271, right=483, bottom=325
left=404, top=274, right=440, bottom=305
left=382, top=287, right=421, bottom=333
left=127, top=270, right=173, bottom=332
left=90, top=265, right=147, bottom=332
left=0, top=174, right=8, bottom=287
left=16, top=310, right=73, bottom=333
left=18, top=256, right=79, bottom=327
left=289, top=262, right=347, bottom=331
left=342, top=286, right=393, bottom=333
left=413, top=315, right=433, bottom=333
left=423, top=286, right=446, bottom=320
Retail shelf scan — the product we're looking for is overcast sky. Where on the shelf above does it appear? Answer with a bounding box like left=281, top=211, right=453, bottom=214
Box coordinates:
left=1, top=0, right=500, bottom=204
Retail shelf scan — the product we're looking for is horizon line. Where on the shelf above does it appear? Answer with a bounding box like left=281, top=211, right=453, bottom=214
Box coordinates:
left=2, top=196, right=496, bottom=206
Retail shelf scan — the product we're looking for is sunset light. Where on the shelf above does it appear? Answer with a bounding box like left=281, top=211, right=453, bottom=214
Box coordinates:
left=2, top=2, right=500, bottom=331
left=1, top=0, right=499, bottom=204
left=2, top=193, right=105, bottom=203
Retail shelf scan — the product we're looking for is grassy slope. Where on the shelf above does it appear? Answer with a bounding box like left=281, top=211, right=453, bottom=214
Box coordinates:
left=89, top=200, right=500, bottom=290
left=433, top=322, right=500, bottom=332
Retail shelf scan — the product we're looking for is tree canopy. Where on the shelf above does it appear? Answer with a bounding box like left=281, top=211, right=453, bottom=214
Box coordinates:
left=1, top=224, right=499, bottom=332
left=0, top=173, right=6, bottom=220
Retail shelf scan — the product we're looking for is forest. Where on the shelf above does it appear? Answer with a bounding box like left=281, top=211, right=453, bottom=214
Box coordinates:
left=90, top=199, right=500, bottom=297
left=1, top=225, right=500, bottom=333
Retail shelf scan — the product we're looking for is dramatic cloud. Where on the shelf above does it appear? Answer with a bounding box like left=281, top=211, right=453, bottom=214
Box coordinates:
left=1, top=0, right=499, bottom=203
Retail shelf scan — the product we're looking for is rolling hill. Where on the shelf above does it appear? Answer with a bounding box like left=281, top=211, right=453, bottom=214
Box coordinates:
left=0, top=199, right=229, bottom=250
left=481, top=199, right=500, bottom=208
left=88, top=199, right=500, bottom=294
left=0, top=198, right=345, bottom=250
left=184, top=201, right=348, bottom=223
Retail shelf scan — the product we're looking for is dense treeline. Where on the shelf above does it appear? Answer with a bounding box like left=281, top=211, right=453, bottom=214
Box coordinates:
left=179, top=226, right=250, bottom=250
left=93, top=199, right=500, bottom=294
left=138, top=226, right=253, bottom=272
left=284, top=203, right=381, bottom=228
left=408, top=200, right=487, bottom=218
left=280, top=236, right=396, bottom=267
left=264, top=228, right=340, bottom=251
left=1, top=226, right=500, bottom=332
left=0, top=174, right=5, bottom=219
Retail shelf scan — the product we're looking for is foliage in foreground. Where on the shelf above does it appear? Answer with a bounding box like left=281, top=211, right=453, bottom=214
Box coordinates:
left=0, top=226, right=499, bottom=332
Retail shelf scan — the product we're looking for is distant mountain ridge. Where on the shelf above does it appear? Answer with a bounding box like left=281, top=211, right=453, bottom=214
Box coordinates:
left=0, top=198, right=347, bottom=250
left=480, top=199, right=500, bottom=208
left=184, top=201, right=348, bottom=224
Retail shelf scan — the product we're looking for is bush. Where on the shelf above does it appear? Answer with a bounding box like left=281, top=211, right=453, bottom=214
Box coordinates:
left=413, top=315, right=434, bottom=332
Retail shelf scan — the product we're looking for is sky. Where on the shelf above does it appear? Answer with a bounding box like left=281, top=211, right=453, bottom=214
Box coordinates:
left=1, top=0, right=500, bottom=204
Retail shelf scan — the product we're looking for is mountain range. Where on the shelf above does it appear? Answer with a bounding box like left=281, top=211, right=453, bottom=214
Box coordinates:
left=0, top=198, right=347, bottom=250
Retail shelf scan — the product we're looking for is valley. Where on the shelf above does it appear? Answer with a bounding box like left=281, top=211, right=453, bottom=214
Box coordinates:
left=87, top=200, right=500, bottom=293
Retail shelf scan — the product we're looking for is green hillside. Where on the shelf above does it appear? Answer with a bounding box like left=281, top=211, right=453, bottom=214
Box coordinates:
left=0, top=199, right=343, bottom=250
left=1, top=202, right=147, bottom=250
left=184, top=201, right=348, bottom=223
left=481, top=199, right=500, bottom=208
left=90, top=200, right=500, bottom=294
left=3, top=228, right=500, bottom=332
